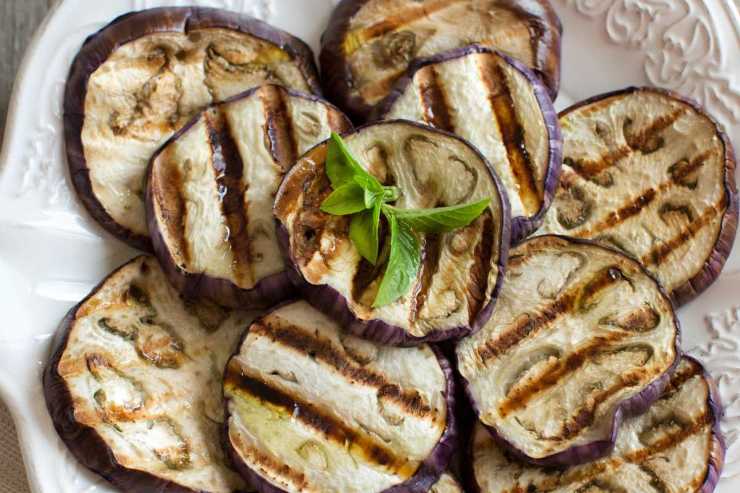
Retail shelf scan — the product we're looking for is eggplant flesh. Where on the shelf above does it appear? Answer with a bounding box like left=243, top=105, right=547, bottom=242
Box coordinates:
left=430, top=473, right=463, bottom=493
left=66, top=7, right=321, bottom=250
left=274, top=121, right=510, bottom=344
left=147, top=84, right=352, bottom=309
left=43, top=256, right=255, bottom=493
left=320, top=0, right=561, bottom=120
left=540, top=87, right=738, bottom=306
left=223, top=300, right=455, bottom=492
left=456, top=235, right=679, bottom=465
left=471, top=357, right=725, bottom=493
left=377, top=46, right=562, bottom=240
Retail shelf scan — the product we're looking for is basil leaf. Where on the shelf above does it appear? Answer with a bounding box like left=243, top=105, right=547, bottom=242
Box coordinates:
left=350, top=201, right=381, bottom=264
left=326, top=133, right=383, bottom=192
left=384, top=198, right=490, bottom=233
left=321, top=182, right=368, bottom=215
left=373, top=215, right=420, bottom=307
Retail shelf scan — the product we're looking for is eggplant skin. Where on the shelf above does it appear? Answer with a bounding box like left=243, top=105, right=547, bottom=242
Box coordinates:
left=222, top=302, right=459, bottom=493
left=274, top=120, right=511, bottom=346
left=457, top=235, right=682, bottom=467
left=372, top=44, right=563, bottom=243
left=65, top=7, right=322, bottom=252
left=466, top=356, right=725, bottom=493
left=146, top=85, right=353, bottom=310
left=559, top=87, right=738, bottom=307
left=319, top=0, right=562, bottom=122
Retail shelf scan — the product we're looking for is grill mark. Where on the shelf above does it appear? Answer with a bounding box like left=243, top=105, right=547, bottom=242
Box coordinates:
left=640, top=465, right=670, bottom=493
left=670, top=149, right=716, bottom=185
left=415, top=66, right=453, bottom=132
left=575, top=188, right=657, bottom=237
left=261, top=85, right=298, bottom=171
left=467, top=211, right=495, bottom=320
left=410, top=234, right=443, bottom=323
left=516, top=412, right=712, bottom=492
left=344, top=0, right=463, bottom=52
left=661, top=361, right=701, bottom=396
left=475, top=266, right=624, bottom=365
left=565, top=145, right=631, bottom=179
left=498, top=332, right=635, bottom=418
left=326, top=108, right=352, bottom=134
left=643, top=201, right=724, bottom=267
left=480, top=57, right=541, bottom=215
left=153, top=146, right=191, bottom=264
left=229, top=434, right=310, bottom=491
left=205, top=110, right=252, bottom=286
left=225, top=363, right=417, bottom=477
left=251, top=320, right=436, bottom=419
left=625, top=108, right=685, bottom=152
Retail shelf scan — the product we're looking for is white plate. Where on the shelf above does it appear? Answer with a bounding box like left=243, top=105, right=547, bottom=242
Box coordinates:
left=0, top=0, right=739, bottom=491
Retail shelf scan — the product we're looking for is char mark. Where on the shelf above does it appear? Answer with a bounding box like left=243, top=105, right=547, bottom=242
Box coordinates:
left=577, top=188, right=656, bottom=238
left=225, top=363, right=416, bottom=477
left=416, top=66, right=454, bottom=132
left=410, top=233, right=443, bottom=323
left=205, top=110, right=252, bottom=285
left=480, top=58, right=540, bottom=214
left=261, top=85, right=299, bottom=171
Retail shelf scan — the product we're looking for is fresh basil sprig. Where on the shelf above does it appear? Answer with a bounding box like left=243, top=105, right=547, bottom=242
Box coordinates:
left=320, top=133, right=490, bottom=307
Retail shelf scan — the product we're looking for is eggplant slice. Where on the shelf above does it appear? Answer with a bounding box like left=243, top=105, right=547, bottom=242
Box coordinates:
left=456, top=235, right=680, bottom=466
left=65, top=7, right=322, bottom=251
left=470, top=356, right=725, bottom=493
left=374, top=45, right=562, bottom=241
left=539, top=87, right=738, bottom=306
left=43, top=256, right=255, bottom=492
left=223, top=300, right=457, bottom=492
left=147, top=84, right=352, bottom=309
left=320, top=0, right=562, bottom=121
left=274, top=121, right=511, bottom=345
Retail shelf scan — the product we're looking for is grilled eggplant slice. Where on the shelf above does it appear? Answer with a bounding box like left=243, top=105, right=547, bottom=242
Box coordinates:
left=43, top=256, right=255, bottom=492
left=274, top=121, right=511, bottom=345
left=320, top=0, right=562, bottom=121
left=65, top=7, right=322, bottom=251
left=147, top=85, right=352, bottom=309
left=456, top=235, right=680, bottom=466
left=223, top=300, right=457, bottom=492
left=469, top=356, right=724, bottom=493
left=374, top=45, right=562, bottom=241
left=540, top=87, right=738, bottom=306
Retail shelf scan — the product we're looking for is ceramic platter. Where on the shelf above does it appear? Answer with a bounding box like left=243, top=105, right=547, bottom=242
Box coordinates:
left=0, top=0, right=739, bottom=491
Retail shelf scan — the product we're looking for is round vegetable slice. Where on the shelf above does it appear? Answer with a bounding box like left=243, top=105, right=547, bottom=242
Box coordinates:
left=146, top=84, right=352, bottom=309
left=43, top=255, right=255, bottom=492
left=223, top=300, right=457, bottom=493
left=374, top=45, right=562, bottom=241
left=469, top=356, right=724, bottom=493
left=320, top=0, right=562, bottom=121
left=274, top=121, right=511, bottom=345
left=539, top=87, right=738, bottom=306
left=65, top=7, right=322, bottom=251
left=456, top=235, right=680, bottom=466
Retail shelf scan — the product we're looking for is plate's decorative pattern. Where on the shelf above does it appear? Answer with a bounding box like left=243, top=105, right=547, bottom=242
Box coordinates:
left=1, top=1, right=739, bottom=492
left=691, top=308, right=740, bottom=479
left=563, top=0, right=740, bottom=124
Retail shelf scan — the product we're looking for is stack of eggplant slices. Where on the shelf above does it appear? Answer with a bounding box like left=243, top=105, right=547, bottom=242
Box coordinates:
left=43, top=2, right=738, bottom=492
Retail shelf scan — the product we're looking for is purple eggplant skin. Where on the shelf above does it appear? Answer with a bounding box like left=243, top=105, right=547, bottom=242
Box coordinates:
left=145, top=85, right=353, bottom=310
left=319, top=0, right=562, bottom=122
left=273, top=120, right=512, bottom=346
left=557, top=86, right=739, bottom=307
left=457, top=234, right=683, bottom=468
left=42, top=257, right=231, bottom=493
left=464, top=355, right=725, bottom=492
left=64, top=7, right=322, bottom=252
left=222, top=308, right=459, bottom=493
left=372, top=44, right=563, bottom=243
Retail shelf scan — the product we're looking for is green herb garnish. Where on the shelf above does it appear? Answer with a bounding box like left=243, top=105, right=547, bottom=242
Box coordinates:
left=320, top=133, right=491, bottom=307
